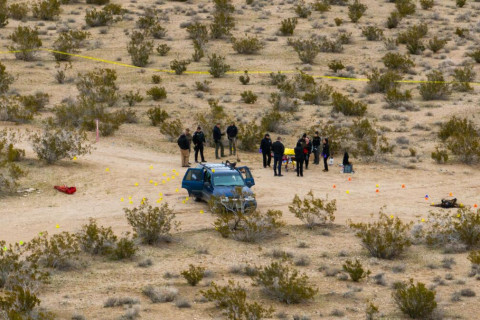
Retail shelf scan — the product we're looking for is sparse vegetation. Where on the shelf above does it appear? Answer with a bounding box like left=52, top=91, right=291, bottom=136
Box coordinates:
left=208, top=54, right=230, bottom=78
left=452, top=66, right=475, bottom=92
left=342, top=259, right=370, bottom=282
left=331, top=92, right=367, bottom=116
left=8, top=26, right=42, bottom=61
left=146, top=86, right=167, bottom=101
left=232, top=35, right=264, bottom=54
left=241, top=90, right=258, bottom=104
left=288, top=38, right=320, bottom=64
left=0, top=62, right=14, bottom=94
left=362, top=26, right=384, bottom=41
left=348, top=0, right=367, bottom=23
left=8, top=3, right=29, bottom=21
left=289, top=191, right=336, bottom=228
left=52, top=30, right=90, bottom=62
left=147, top=107, right=169, bottom=126
left=181, top=264, right=205, bottom=286
left=392, top=279, right=437, bottom=319
left=127, top=31, right=153, bottom=67
left=279, top=18, right=298, bottom=36
left=419, top=70, right=450, bottom=100
left=170, top=59, right=190, bottom=75
left=32, top=0, right=61, bottom=21
left=382, top=52, right=415, bottom=73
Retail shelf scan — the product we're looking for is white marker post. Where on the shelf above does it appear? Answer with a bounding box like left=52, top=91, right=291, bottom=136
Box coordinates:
left=96, top=119, right=99, bottom=142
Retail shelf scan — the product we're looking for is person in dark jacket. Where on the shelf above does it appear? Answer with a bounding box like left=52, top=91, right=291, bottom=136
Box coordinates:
left=177, top=130, right=190, bottom=167
left=260, top=134, right=272, bottom=168
left=312, top=131, right=321, bottom=165
left=343, top=151, right=350, bottom=166
left=294, top=142, right=305, bottom=177
left=297, top=133, right=307, bottom=149
left=304, top=137, right=312, bottom=169
left=213, top=123, right=225, bottom=159
left=226, top=122, right=238, bottom=156
left=192, top=126, right=206, bottom=163
left=322, top=138, right=330, bottom=172
left=272, top=137, right=285, bottom=176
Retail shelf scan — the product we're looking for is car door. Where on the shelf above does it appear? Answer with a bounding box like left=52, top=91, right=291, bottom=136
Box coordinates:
left=181, top=168, right=204, bottom=197
left=237, top=166, right=255, bottom=188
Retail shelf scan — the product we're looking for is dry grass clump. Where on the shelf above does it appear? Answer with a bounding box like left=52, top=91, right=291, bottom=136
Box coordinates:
left=142, top=285, right=178, bottom=303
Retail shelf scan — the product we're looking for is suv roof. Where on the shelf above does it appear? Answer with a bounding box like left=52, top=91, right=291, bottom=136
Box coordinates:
left=197, top=163, right=237, bottom=172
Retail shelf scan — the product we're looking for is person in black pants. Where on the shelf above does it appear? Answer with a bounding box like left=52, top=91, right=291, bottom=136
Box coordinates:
left=226, top=122, right=238, bottom=156
left=294, top=142, right=305, bottom=177
left=272, top=137, right=285, bottom=176
left=304, top=137, right=312, bottom=169
left=213, top=123, right=225, bottom=159
left=260, top=134, right=272, bottom=168
left=192, top=126, right=206, bottom=162
left=312, top=131, right=321, bottom=165
left=322, top=138, right=330, bottom=172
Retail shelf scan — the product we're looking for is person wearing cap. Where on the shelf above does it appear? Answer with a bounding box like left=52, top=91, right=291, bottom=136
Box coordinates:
left=177, top=129, right=191, bottom=167
left=260, top=133, right=272, bottom=168
left=192, top=126, right=206, bottom=163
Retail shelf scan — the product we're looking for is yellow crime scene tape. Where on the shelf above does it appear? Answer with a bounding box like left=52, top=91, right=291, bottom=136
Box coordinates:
left=0, top=48, right=479, bottom=85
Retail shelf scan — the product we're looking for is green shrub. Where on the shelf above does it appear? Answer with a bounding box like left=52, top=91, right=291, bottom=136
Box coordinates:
left=0, top=96, right=36, bottom=123
left=313, top=0, right=331, bottom=12
left=192, top=40, right=205, bottom=62
left=269, top=92, right=299, bottom=112
left=202, top=281, right=274, bottom=319
left=289, top=190, right=336, bottom=229
left=125, top=199, right=180, bottom=245
left=456, top=0, right=466, bottom=7
left=279, top=18, right=298, bottom=36
left=331, top=92, right=367, bottom=116
left=208, top=54, right=230, bottom=78
left=159, top=119, right=183, bottom=142
left=156, top=43, right=171, bottom=56
left=8, top=3, right=29, bottom=20
left=0, top=286, right=52, bottom=319
left=396, top=0, right=416, bottom=17
left=148, top=23, right=167, bottom=39
left=253, top=262, right=318, bottom=304
left=393, top=279, right=437, bottom=319
left=277, top=79, right=297, bottom=98
left=295, top=0, right=311, bottom=18
left=302, top=83, right=333, bottom=105
left=452, top=66, right=475, bottom=92
left=382, top=52, right=414, bottom=72
left=26, top=231, right=80, bottom=270
left=436, top=116, right=479, bottom=164
left=241, top=90, right=258, bottom=104
left=350, top=118, right=393, bottom=158
left=327, top=60, right=344, bottom=72
left=232, top=35, right=264, bottom=54
left=349, top=210, right=413, bottom=259
left=0, top=0, right=8, bottom=28
left=186, top=22, right=209, bottom=45
left=467, top=49, right=480, bottom=63
left=111, top=235, right=136, bottom=260
left=181, top=264, right=205, bottom=286
left=384, top=88, right=412, bottom=109
left=52, top=30, right=90, bottom=61
left=366, top=69, right=402, bottom=93
left=397, top=23, right=428, bottom=43
left=348, top=0, right=367, bottom=23
left=342, top=259, right=370, bottom=282
left=365, top=301, right=380, bottom=320
left=77, top=68, right=119, bottom=106
left=261, top=108, right=285, bottom=133
left=210, top=0, right=235, bottom=39
left=147, top=107, right=169, bottom=126
left=76, top=218, right=117, bottom=256
left=151, top=75, right=161, bottom=84
left=170, top=59, right=190, bottom=75
left=427, top=36, right=447, bottom=53
left=86, top=0, right=109, bottom=4
left=419, top=70, right=450, bottom=100
left=85, top=4, right=124, bottom=27
left=420, top=0, right=434, bottom=9
left=334, top=17, right=343, bottom=26
left=195, top=80, right=211, bottom=92
left=146, top=86, right=167, bottom=101
left=386, top=10, right=401, bottom=29
left=127, top=31, right=153, bottom=67
left=269, top=72, right=287, bottom=85
left=468, top=251, right=480, bottom=266
left=123, top=90, right=143, bottom=107
left=239, top=71, right=250, bottom=85
left=31, top=125, right=92, bottom=164
left=8, top=26, right=42, bottom=61
left=237, top=120, right=263, bottom=152
left=32, top=0, right=61, bottom=21
left=362, top=26, right=384, bottom=41
left=0, top=62, right=14, bottom=94
left=0, top=129, right=26, bottom=193
left=431, top=147, right=449, bottom=163
left=455, top=27, right=468, bottom=38
left=288, top=38, right=319, bottom=64
left=405, top=37, right=424, bottom=55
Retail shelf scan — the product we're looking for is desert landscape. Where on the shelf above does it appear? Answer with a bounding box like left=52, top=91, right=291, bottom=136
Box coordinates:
left=1, top=0, right=480, bottom=319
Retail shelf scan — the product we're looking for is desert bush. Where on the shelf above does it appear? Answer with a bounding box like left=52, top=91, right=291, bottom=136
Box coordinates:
left=393, top=279, right=437, bottom=319
left=276, top=80, right=297, bottom=98
left=334, top=17, right=343, bottom=26
left=125, top=200, right=180, bottom=245
left=467, top=49, right=480, bottom=63
left=396, top=0, right=416, bottom=17
left=419, top=70, right=450, bottom=100
left=85, top=4, right=124, bottom=27
left=384, top=88, right=412, bottom=109
left=77, top=68, right=119, bottom=106
left=386, top=10, right=401, bottom=29
left=32, top=0, right=61, bottom=21
left=331, top=92, right=367, bottom=116
left=52, top=30, right=90, bottom=62
left=142, top=285, right=178, bottom=303
left=210, top=0, right=235, bottom=39
left=151, top=75, right=161, bottom=84
left=454, top=27, right=468, bottom=38
left=456, top=0, right=466, bottom=7
left=26, top=231, right=80, bottom=270
left=342, top=259, right=370, bottom=282
left=156, top=43, right=171, bottom=56
left=279, top=18, right=298, bottom=36
left=269, top=72, right=287, bottom=86
left=195, top=80, right=211, bottom=92
left=0, top=129, right=26, bottom=193
left=192, top=40, right=205, bottom=62
left=348, top=0, right=367, bottom=23
left=123, top=90, right=143, bottom=107
left=146, top=86, right=167, bottom=101
left=76, top=218, right=117, bottom=256
left=127, top=31, right=153, bottom=67
left=420, top=0, right=434, bottom=9
left=288, top=38, right=319, bottom=64
left=295, top=0, right=311, bottom=18
left=405, top=38, right=424, bottom=55
left=237, top=121, right=263, bottom=152
left=431, top=147, right=449, bottom=163
left=110, top=235, right=136, bottom=260
left=8, top=26, right=42, bottom=61
left=313, top=0, right=331, bottom=12
left=269, top=92, right=299, bottom=113
left=181, top=264, right=205, bottom=286
left=253, top=262, right=317, bottom=304
left=261, top=108, right=285, bottom=133
left=327, top=60, right=344, bottom=73
left=8, top=3, right=29, bottom=20
left=31, top=125, right=91, bottom=164
left=452, top=66, right=475, bottom=92
left=317, top=36, right=343, bottom=52
left=148, top=23, right=167, bottom=39
left=468, top=251, right=480, bottom=266
left=241, top=90, right=258, bottom=104
left=147, top=107, right=169, bottom=126
left=187, top=22, right=209, bottom=45
left=170, top=59, right=190, bottom=75
left=0, top=285, right=54, bottom=319
left=232, top=35, right=264, bottom=54
left=87, top=0, right=109, bottom=4
left=202, top=281, right=274, bottom=319
left=239, top=71, right=250, bottom=85
left=436, top=116, right=480, bottom=163
left=302, top=83, right=333, bottom=105
left=427, top=36, right=447, bottom=53
left=289, top=191, right=336, bottom=229
left=0, top=62, right=14, bottom=94
left=104, top=297, right=139, bottom=308
left=0, top=0, right=8, bottom=28
left=382, top=52, right=414, bottom=73
left=350, top=118, right=393, bottom=157
left=0, top=96, right=36, bottom=123
left=366, top=69, right=402, bottom=93
left=294, top=70, right=316, bottom=91
left=362, top=26, right=384, bottom=41
left=349, top=210, right=413, bottom=259
left=208, top=54, right=230, bottom=78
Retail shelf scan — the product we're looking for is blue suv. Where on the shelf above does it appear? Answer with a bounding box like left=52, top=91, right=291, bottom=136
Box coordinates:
left=181, top=163, right=256, bottom=210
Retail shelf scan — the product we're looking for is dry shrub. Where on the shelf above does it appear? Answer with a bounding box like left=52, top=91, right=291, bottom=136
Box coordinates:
left=427, top=36, right=447, bottom=53
left=419, top=70, right=450, bottom=101
left=77, top=68, right=119, bottom=106
left=8, top=3, right=29, bottom=20
left=362, top=26, right=384, bottom=41
left=0, top=129, right=26, bottom=193
left=288, top=38, right=320, bottom=64
left=342, top=259, right=370, bottom=282
left=8, top=26, right=42, bottom=61
left=181, top=264, right=205, bottom=286
left=170, top=59, right=190, bottom=75
left=350, top=118, right=393, bottom=158
left=295, top=0, right=311, bottom=18
left=123, top=90, right=143, bottom=107
left=32, top=0, right=61, bottom=21
left=241, top=90, right=257, bottom=104
left=348, top=0, right=367, bottom=23
left=210, top=0, right=235, bottom=39
left=208, top=54, right=230, bottom=78
left=0, top=96, right=36, bottom=123
left=0, top=0, right=8, bottom=28
left=279, top=18, right=298, bottom=36
left=26, top=231, right=80, bottom=270
left=382, top=52, right=414, bottom=73
left=238, top=120, right=263, bottom=152
left=393, top=279, right=437, bottom=319
left=366, top=69, right=402, bottom=93
left=0, top=62, right=14, bottom=94
left=435, top=116, right=479, bottom=164
left=452, top=66, right=475, bottom=92
left=302, top=83, right=333, bottom=105
left=467, top=49, right=480, bottom=63
left=85, top=4, right=125, bottom=27
left=127, top=31, right=153, bottom=67
left=289, top=190, right=336, bottom=229
left=232, top=35, right=264, bottom=54
left=396, top=0, right=416, bottom=17
left=146, top=86, right=167, bottom=101
left=147, top=107, right=169, bottom=126
left=52, top=30, right=90, bottom=61
left=160, top=118, right=183, bottom=142
left=331, top=92, right=367, bottom=116
left=142, top=285, right=178, bottom=303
